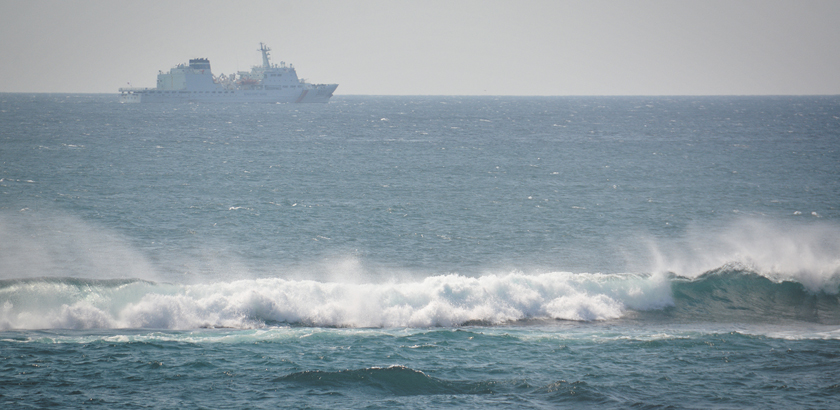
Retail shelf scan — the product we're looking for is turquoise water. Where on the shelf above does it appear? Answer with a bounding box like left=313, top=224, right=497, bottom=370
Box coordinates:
left=1, top=94, right=839, bottom=408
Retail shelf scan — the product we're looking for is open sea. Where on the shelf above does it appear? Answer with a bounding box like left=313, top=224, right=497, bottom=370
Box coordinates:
left=1, top=94, right=839, bottom=408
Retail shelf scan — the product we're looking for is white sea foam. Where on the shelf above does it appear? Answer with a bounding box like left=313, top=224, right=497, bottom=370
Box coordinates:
left=0, top=271, right=673, bottom=330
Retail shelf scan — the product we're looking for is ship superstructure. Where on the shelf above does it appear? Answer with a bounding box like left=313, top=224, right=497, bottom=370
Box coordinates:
left=119, top=43, right=337, bottom=103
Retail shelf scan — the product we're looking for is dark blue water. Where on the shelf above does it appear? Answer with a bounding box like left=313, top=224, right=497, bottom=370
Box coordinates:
left=1, top=94, right=839, bottom=408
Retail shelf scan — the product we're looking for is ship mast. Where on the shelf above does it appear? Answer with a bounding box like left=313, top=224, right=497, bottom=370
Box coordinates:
left=259, top=42, right=271, bottom=68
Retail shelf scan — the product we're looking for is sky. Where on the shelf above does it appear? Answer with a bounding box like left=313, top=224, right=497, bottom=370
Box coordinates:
left=1, top=0, right=839, bottom=96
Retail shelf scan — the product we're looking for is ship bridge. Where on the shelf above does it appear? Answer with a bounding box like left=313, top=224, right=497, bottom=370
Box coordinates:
left=189, top=58, right=211, bottom=70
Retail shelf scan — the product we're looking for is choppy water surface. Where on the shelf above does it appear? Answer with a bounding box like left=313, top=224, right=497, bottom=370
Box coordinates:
left=1, top=94, right=839, bottom=408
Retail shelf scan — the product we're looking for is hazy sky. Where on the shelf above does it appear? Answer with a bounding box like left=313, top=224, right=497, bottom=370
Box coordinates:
left=1, top=0, right=838, bottom=95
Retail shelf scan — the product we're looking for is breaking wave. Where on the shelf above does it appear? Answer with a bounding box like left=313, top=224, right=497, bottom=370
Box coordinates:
left=659, top=266, right=840, bottom=324
left=2, top=266, right=839, bottom=330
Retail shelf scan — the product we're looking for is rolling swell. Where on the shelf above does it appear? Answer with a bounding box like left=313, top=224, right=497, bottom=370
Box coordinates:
left=274, top=366, right=495, bottom=396
left=274, top=366, right=610, bottom=403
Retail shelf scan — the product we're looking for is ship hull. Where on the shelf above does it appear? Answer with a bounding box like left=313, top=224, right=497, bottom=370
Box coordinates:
left=120, top=84, right=337, bottom=104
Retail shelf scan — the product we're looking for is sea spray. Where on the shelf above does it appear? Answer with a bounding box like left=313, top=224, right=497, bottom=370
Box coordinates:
left=0, top=212, right=163, bottom=282
left=643, top=218, right=840, bottom=292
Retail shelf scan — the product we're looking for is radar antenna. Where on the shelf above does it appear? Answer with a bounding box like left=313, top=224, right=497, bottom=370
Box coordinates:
left=259, top=42, right=272, bottom=68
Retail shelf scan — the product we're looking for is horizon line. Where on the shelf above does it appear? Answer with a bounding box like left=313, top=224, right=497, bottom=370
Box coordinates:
left=2, top=92, right=840, bottom=98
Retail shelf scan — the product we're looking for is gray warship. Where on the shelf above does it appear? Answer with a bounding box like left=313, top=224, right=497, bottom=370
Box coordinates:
left=119, top=43, right=337, bottom=103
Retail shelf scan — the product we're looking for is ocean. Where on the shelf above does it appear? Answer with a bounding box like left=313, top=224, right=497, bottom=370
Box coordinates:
left=1, top=94, right=839, bottom=408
